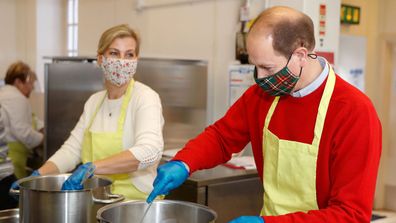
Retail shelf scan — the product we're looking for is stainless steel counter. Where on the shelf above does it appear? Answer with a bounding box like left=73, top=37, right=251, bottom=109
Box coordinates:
left=0, top=209, right=18, bottom=223
left=166, top=165, right=263, bottom=223
left=185, top=164, right=259, bottom=187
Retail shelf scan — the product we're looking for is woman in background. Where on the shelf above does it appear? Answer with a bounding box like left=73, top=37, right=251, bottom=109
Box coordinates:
left=0, top=61, right=43, bottom=179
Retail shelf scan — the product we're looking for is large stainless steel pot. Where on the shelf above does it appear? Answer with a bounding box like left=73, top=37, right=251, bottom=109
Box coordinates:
left=97, top=200, right=217, bottom=223
left=9, top=174, right=124, bottom=223
left=0, top=209, right=18, bottom=223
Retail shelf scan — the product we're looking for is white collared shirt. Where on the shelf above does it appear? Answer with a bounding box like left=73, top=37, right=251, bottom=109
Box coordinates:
left=291, top=57, right=329, bottom=98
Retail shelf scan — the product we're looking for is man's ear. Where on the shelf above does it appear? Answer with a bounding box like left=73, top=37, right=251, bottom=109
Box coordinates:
left=294, top=47, right=309, bottom=66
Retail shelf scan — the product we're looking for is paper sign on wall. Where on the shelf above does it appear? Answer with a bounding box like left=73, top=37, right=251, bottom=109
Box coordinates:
left=229, top=64, right=255, bottom=106
left=337, top=34, right=366, bottom=92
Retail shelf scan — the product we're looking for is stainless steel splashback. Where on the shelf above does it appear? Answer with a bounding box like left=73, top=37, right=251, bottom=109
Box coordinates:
left=135, top=58, right=208, bottom=150
left=44, top=61, right=104, bottom=159
left=44, top=57, right=208, bottom=159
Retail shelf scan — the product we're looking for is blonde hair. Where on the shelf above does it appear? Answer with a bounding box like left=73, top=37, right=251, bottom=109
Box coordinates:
left=97, top=24, right=140, bottom=55
left=5, top=61, right=35, bottom=85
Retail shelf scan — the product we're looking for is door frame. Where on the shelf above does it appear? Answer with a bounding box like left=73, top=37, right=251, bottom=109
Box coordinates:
left=374, top=34, right=396, bottom=209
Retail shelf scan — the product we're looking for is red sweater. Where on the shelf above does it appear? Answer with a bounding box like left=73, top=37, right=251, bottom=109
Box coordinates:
left=173, top=74, right=382, bottom=223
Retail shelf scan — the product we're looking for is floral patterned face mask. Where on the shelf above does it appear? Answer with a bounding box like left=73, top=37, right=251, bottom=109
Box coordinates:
left=100, top=56, right=138, bottom=86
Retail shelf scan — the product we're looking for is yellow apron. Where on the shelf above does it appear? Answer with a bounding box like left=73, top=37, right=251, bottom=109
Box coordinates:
left=8, top=113, right=39, bottom=179
left=81, top=80, right=147, bottom=200
left=8, top=142, right=29, bottom=179
left=261, top=64, right=335, bottom=216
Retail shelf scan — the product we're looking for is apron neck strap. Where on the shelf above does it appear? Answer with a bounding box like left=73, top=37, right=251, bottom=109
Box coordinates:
left=264, top=63, right=336, bottom=147
left=311, top=64, right=335, bottom=147
left=264, top=96, right=280, bottom=128
left=87, top=80, right=135, bottom=130
left=117, top=79, right=134, bottom=132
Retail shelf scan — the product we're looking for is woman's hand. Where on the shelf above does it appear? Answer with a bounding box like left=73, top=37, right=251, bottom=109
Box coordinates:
left=61, top=162, right=95, bottom=191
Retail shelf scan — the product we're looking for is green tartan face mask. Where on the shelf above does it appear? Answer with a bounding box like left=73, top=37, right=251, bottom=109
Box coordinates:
left=254, top=54, right=302, bottom=96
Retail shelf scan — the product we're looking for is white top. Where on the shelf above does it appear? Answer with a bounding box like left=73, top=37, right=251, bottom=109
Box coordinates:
left=0, top=85, right=43, bottom=149
left=49, top=81, right=164, bottom=193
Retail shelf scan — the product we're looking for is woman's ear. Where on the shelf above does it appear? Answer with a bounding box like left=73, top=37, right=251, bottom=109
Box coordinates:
left=13, top=78, right=23, bottom=86
left=13, top=78, right=27, bottom=96
left=97, top=54, right=103, bottom=65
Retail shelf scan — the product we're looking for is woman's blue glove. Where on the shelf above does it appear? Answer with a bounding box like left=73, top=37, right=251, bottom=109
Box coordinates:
left=146, top=161, right=189, bottom=203
left=61, top=162, right=95, bottom=191
left=228, top=216, right=264, bottom=223
left=10, top=170, right=40, bottom=190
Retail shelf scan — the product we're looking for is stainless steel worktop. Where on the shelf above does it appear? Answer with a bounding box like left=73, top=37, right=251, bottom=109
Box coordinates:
left=0, top=208, right=18, bottom=223
left=184, top=164, right=259, bottom=187
left=166, top=164, right=263, bottom=223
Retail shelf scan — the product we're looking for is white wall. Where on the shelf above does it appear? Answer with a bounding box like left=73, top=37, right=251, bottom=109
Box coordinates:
left=36, top=0, right=66, bottom=92
left=0, top=0, right=38, bottom=77
left=0, top=0, right=17, bottom=77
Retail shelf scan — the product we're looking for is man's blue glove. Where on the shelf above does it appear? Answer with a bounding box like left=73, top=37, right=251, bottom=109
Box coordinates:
left=146, top=160, right=189, bottom=203
left=61, top=162, right=95, bottom=191
left=228, top=216, right=264, bottom=223
left=10, top=170, right=40, bottom=191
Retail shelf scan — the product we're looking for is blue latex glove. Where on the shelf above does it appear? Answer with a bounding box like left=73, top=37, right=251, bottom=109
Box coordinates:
left=228, top=216, right=264, bottom=223
left=146, top=161, right=189, bottom=203
left=10, top=170, right=40, bottom=191
left=61, top=162, right=95, bottom=191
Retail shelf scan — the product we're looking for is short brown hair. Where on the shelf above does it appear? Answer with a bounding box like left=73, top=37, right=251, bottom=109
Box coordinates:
left=97, top=24, right=140, bottom=56
left=4, top=61, right=34, bottom=85
left=250, top=6, right=315, bottom=57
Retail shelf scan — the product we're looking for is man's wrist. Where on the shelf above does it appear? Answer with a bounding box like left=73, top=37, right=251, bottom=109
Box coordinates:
left=173, top=160, right=190, bottom=175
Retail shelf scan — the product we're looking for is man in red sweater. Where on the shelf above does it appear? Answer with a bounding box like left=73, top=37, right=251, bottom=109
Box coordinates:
left=147, top=6, right=382, bottom=223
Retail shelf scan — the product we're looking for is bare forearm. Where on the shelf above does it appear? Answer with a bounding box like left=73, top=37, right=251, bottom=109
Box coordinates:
left=94, top=150, right=139, bottom=175
left=38, top=161, right=60, bottom=175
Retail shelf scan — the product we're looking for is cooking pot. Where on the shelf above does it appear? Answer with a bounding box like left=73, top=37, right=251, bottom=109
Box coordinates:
left=9, top=174, right=124, bottom=223
left=97, top=200, right=217, bottom=223
left=0, top=209, right=18, bottom=223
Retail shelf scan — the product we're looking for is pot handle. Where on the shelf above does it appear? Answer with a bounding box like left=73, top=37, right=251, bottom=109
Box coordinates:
left=9, top=179, right=22, bottom=196
left=9, top=187, right=20, bottom=196
left=93, top=193, right=124, bottom=204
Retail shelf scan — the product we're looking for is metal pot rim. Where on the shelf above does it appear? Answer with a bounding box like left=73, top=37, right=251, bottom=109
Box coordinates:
left=0, top=208, right=19, bottom=220
left=96, top=200, right=218, bottom=221
left=16, top=174, right=112, bottom=193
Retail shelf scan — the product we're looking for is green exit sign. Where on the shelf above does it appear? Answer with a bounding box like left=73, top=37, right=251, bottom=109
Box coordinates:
left=341, top=4, right=360, bottom=25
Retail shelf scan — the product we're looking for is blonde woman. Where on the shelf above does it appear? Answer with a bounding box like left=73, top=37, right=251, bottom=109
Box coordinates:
left=19, top=24, right=164, bottom=200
